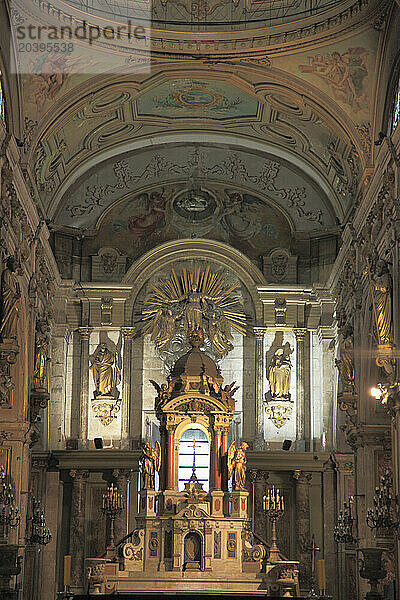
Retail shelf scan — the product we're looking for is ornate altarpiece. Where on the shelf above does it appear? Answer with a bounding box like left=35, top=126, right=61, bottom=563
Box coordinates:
left=86, top=333, right=300, bottom=596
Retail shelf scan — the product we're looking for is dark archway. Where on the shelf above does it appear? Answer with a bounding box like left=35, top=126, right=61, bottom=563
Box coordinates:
left=184, top=531, right=202, bottom=571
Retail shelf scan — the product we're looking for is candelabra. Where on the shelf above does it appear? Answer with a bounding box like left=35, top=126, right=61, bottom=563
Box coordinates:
left=334, top=497, right=356, bottom=543
left=0, top=466, right=20, bottom=537
left=28, top=497, right=52, bottom=546
left=366, top=470, right=398, bottom=533
left=101, top=483, right=123, bottom=559
left=263, top=485, right=284, bottom=562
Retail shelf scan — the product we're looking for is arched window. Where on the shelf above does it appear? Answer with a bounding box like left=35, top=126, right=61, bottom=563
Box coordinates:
left=393, top=77, right=400, bottom=132
left=178, top=427, right=209, bottom=491
left=0, top=71, right=5, bottom=122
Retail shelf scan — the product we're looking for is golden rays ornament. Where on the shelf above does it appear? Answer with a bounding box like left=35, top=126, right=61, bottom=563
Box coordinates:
left=139, top=264, right=247, bottom=356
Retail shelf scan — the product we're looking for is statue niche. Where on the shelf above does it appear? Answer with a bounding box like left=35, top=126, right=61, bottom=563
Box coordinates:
left=90, top=342, right=122, bottom=427
left=365, top=256, right=395, bottom=380
left=335, top=322, right=354, bottom=395
left=265, top=340, right=294, bottom=429
left=184, top=531, right=202, bottom=570
left=0, top=256, right=21, bottom=342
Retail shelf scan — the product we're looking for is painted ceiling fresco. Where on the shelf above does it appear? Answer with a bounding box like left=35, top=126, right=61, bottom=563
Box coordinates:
left=136, top=79, right=259, bottom=120
left=84, top=183, right=292, bottom=262
left=274, top=31, right=378, bottom=123
left=57, top=144, right=336, bottom=232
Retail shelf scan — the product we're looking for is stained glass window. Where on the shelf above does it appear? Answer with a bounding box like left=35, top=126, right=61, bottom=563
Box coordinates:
left=393, top=78, right=400, bottom=131
left=178, top=428, right=209, bottom=492
left=0, top=72, right=4, bottom=122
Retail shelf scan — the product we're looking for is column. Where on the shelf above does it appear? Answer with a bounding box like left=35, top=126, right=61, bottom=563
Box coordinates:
left=112, top=469, right=131, bottom=546
left=253, top=327, right=266, bottom=451
left=78, top=327, right=92, bottom=447
left=292, top=470, right=312, bottom=590
left=221, top=427, right=229, bottom=492
left=213, top=427, right=222, bottom=490
left=167, top=426, right=175, bottom=489
left=49, top=325, right=70, bottom=448
left=121, top=328, right=135, bottom=449
left=253, top=470, right=269, bottom=539
left=69, top=469, right=89, bottom=593
left=294, top=329, right=306, bottom=448
left=160, top=427, right=167, bottom=491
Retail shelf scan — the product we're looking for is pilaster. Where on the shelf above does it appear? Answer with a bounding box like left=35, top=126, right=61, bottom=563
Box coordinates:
left=253, top=327, right=266, bottom=451
left=121, top=328, right=135, bottom=448
left=294, top=329, right=306, bottom=446
left=69, top=469, right=89, bottom=593
left=78, top=328, right=92, bottom=447
left=292, top=470, right=312, bottom=590
left=112, top=468, right=131, bottom=544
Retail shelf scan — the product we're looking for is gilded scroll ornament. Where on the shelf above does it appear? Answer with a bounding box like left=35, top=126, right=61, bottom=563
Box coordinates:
left=265, top=402, right=293, bottom=429
left=91, top=398, right=121, bottom=427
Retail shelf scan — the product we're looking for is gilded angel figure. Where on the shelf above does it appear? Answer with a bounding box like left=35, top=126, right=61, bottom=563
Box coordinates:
left=228, top=441, right=249, bottom=491
left=140, top=440, right=161, bottom=490
left=208, top=310, right=234, bottom=357
left=33, top=318, right=50, bottom=391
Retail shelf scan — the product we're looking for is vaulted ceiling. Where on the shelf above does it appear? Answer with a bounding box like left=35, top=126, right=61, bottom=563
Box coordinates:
left=10, top=0, right=396, bottom=251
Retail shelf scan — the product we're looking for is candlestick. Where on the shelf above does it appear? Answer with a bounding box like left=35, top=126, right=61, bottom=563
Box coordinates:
left=101, top=483, right=124, bottom=560
left=317, top=559, right=326, bottom=591
left=263, top=485, right=285, bottom=562
left=64, top=555, right=71, bottom=588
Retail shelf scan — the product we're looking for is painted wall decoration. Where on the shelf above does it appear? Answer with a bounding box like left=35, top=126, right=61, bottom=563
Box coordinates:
left=86, top=183, right=291, bottom=266
left=61, top=146, right=331, bottom=232
left=299, top=48, right=368, bottom=111
left=24, top=52, right=92, bottom=114
left=136, top=79, right=258, bottom=120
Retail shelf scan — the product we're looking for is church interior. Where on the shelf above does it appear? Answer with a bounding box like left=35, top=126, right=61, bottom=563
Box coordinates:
left=1, top=0, right=400, bottom=598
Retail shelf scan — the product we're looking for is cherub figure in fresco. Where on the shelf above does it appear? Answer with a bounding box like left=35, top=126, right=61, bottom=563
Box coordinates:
left=299, top=48, right=368, bottom=110
left=220, top=192, right=263, bottom=243
left=127, top=189, right=172, bottom=237
left=26, top=51, right=92, bottom=113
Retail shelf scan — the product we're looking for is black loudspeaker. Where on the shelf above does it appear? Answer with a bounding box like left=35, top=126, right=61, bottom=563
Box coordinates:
left=94, top=438, right=103, bottom=449
left=282, top=440, right=292, bottom=451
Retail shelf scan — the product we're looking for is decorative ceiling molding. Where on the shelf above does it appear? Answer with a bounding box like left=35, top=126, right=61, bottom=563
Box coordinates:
left=52, top=141, right=339, bottom=232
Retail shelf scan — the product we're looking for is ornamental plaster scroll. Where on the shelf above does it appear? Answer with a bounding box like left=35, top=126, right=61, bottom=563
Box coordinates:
left=59, top=146, right=331, bottom=231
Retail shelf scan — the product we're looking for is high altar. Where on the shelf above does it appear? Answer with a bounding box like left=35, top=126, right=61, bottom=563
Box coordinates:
left=86, top=329, right=300, bottom=596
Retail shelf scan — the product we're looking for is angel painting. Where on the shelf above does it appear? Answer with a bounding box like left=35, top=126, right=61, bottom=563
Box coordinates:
left=127, top=190, right=171, bottom=237
left=228, top=441, right=249, bottom=491
left=140, top=441, right=161, bottom=490
left=299, top=48, right=368, bottom=110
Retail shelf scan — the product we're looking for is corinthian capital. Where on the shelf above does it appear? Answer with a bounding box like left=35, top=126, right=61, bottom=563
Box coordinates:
left=253, top=327, right=267, bottom=341
left=292, top=470, right=312, bottom=484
